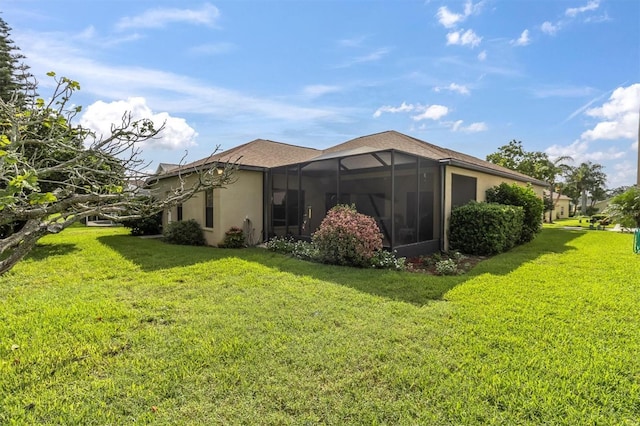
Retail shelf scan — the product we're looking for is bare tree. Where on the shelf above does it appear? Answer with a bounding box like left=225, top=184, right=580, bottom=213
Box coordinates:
left=0, top=73, right=235, bottom=275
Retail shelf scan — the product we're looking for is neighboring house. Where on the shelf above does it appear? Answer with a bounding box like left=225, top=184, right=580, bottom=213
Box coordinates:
left=544, top=190, right=572, bottom=220
left=150, top=130, right=547, bottom=256
left=592, top=198, right=610, bottom=214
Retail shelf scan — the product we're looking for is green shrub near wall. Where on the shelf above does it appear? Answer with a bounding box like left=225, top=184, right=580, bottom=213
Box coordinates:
left=449, top=202, right=524, bottom=255
left=163, top=220, right=206, bottom=246
left=119, top=212, right=163, bottom=236
left=486, top=182, right=544, bottom=243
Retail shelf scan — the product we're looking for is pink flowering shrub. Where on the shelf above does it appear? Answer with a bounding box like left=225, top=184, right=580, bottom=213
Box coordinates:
left=312, top=204, right=383, bottom=267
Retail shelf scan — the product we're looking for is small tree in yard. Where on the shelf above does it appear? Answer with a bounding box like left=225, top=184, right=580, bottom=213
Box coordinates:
left=605, top=186, right=640, bottom=228
left=0, top=74, right=236, bottom=275
left=312, top=204, right=382, bottom=267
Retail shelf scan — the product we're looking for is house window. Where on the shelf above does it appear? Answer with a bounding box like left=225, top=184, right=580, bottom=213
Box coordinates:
left=205, top=190, right=213, bottom=228
left=177, top=203, right=183, bottom=221
left=451, top=174, right=477, bottom=208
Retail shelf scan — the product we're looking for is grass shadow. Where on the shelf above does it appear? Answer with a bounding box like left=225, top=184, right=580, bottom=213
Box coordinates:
left=98, top=229, right=584, bottom=306
left=25, top=243, right=79, bottom=262
left=470, top=228, right=582, bottom=276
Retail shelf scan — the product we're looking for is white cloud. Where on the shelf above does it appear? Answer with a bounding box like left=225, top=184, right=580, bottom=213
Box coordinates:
left=338, top=35, right=368, bottom=48
left=373, top=103, right=450, bottom=121
left=541, top=21, right=559, bottom=35
left=532, top=85, right=595, bottom=99
left=116, top=3, right=220, bottom=30
left=80, top=97, right=198, bottom=150
left=546, top=139, right=625, bottom=164
left=512, top=29, right=531, bottom=46
left=373, top=102, right=416, bottom=118
left=336, top=47, right=391, bottom=68
left=477, top=50, right=487, bottom=61
left=435, top=83, right=470, bottom=95
left=610, top=161, right=637, bottom=188
left=188, top=42, right=235, bottom=56
left=451, top=120, right=487, bottom=133
left=302, top=84, right=342, bottom=99
left=437, top=7, right=466, bottom=29
left=446, top=29, right=482, bottom=48
left=412, top=105, right=449, bottom=121
left=436, top=0, right=484, bottom=28
left=581, top=83, right=640, bottom=141
left=15, top=30, right=343, bottom=123
left=566, top=0, right=600, bottom=17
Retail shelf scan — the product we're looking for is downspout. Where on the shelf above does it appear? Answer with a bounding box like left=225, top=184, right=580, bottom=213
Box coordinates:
left=439, top=162, right=447, bottom=252
left=263, top=169, right=269, bottom=242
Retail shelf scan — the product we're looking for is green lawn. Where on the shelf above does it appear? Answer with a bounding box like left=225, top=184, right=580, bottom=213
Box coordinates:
left=1, top=227, right=639, bottom=424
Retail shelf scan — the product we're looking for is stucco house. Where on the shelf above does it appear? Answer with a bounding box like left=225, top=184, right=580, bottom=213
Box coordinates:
left=150, top=130, right=546, bottom=256
left=544, top=190, right=572, bottom=220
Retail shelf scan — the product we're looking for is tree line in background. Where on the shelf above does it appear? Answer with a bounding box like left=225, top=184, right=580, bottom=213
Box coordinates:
left=486, top=139, right=616, bottom=218
left=0, top=16, right=234, bottom=275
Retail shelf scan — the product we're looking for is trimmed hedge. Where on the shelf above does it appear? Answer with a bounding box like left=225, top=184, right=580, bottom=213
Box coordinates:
left=119, top=212, right=162, bottom=236
left=449, top=202, right=524, bottom=256
left=486, top=182, right=544, bottom=243
left=163, top=219, right=206, bottom=246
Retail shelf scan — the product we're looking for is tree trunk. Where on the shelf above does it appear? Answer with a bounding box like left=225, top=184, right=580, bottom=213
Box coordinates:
left=581, top=189, right=587, bottom=215
left=0, top=220, right=50, bottom=275
left=548, top=187, right=554, bottom=223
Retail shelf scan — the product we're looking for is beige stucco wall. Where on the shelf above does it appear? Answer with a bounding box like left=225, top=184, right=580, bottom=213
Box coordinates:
left=551, top=197, right=571, bottom=219
left=443, top=165, right=546, bottom=250
left=153, top=169, right=264, bottom=246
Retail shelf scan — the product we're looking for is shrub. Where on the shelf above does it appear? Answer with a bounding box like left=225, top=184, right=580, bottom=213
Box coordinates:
left=163, top=220, right=206, bottom=246
left=585, top=206, right=599, bottom=216
left=312, top=204, right=383, bottom=267
left=120, top=212, right=162, bottom=236
left=449, top=202, right=524, bottom=255
left=434, top=259, right=459, bottom=276
left=369, top=249, right=406, bottom=271
left=605, top=186, right=640, bottom=228
left=265, top=236, right=296, bottom=253
left=266, top=237, right=319, bottom=261
left=486, top=182, right=544, bottom=243
left=221, top=226, right=245, bottom=248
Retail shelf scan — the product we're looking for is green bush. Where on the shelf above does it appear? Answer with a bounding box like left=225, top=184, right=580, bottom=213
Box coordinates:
left=434, top=259, right=459, bottom=276
left=163, top=220, right=206, bottom=246
left=605, top=186, right=640, bottom=228
left=486, top=182, right=544, bottom=243
left=220, top=226, right=245, bottom=248
left=449, top=202, right=524, bottom=255
left=120, top=212, right=162, bottom=236
left=265, top=236, right=296, bottom=253
left=312, top=204, right=383, bottom=267
left=369, top=249, right=406, bottom=271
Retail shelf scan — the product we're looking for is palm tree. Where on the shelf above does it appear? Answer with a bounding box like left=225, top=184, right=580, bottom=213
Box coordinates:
left=543, top=156, right=573, bottom=223
left=566, top=162, right=607, bottom=216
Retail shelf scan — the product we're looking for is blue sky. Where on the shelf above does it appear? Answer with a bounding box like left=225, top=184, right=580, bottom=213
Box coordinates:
left=3, top=0, right=639, bottom=187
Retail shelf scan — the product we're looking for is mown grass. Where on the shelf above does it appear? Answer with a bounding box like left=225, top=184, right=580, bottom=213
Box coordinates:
left=1, top=226, right=639, bottom=424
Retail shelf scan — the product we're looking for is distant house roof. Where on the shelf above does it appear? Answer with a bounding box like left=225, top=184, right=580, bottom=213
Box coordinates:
left=154, top=163, right=180, bottom=175
left=543, top=190, right=572, bottom=201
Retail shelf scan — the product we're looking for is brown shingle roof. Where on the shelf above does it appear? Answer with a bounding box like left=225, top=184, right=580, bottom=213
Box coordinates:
left=324, top=130, right=547, bottom=185
left=153, top=131, right=547, bottom=186
left=157, top=139, right=321, bottom=176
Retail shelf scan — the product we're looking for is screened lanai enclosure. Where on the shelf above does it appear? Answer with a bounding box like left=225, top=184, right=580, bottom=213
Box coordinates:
left=268, top=149, right=442, bottom=256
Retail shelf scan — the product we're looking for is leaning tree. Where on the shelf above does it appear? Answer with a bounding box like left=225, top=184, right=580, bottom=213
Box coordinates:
left=0, top=73, right=236, bottom=275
